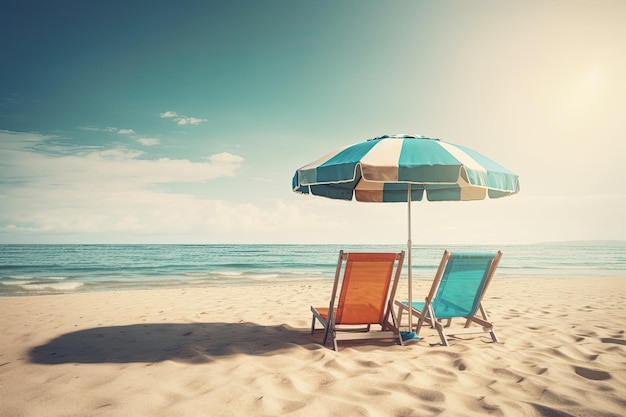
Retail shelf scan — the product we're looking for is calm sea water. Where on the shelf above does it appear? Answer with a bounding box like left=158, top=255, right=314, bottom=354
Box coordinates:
left=1, top=242, right=625, bottom=296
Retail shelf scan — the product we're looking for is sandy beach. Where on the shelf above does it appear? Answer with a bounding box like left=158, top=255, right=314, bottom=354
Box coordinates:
left=1, top=277, right=625, bottom=417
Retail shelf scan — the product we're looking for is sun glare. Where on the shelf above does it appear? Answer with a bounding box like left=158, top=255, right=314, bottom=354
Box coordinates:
left=580, top=70, right=602, bottom=94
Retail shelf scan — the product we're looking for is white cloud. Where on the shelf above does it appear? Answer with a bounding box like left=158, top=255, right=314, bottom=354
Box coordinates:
left=79, top=126, right=135, bottom=135
left=205, top=152, right=244, bottom=165
left=78, top=126, right=160, bottom=148
left=159, top=110, right=207, bottom=126
left=137, top=137, right=160, bottom=146
left=0, top=131, right=246, bottom=241
left=177, top=116, right=206, bottom=126
left=92, top=147, right=144, bottom=160
left=159, top=111, right=177, bottom=119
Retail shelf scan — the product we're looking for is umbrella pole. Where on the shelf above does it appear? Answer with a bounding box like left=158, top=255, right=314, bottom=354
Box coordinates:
left=407, top=184, right=413, bottom=330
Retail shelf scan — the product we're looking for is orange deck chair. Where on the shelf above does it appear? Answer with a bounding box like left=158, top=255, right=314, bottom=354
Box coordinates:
left=311, top=251, right=405, bottom=350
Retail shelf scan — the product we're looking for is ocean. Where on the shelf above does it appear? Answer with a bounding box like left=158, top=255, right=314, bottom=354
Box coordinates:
left=1, top=242, right=625, bottom=296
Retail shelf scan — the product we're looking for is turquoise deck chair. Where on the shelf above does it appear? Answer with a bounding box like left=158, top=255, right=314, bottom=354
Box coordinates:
left=395, top=250, right=503, bottom=346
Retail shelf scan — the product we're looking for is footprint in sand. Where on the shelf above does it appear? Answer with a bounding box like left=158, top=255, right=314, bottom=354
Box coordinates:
left=601, top=337, right=626, bottom=346
left=453, top=358, right=467, bottom=371
left=574, top=366, right=611, bottom=381
left=356, top=359, right=380, bottom=368
left=532, top=403, right=577, bottom=417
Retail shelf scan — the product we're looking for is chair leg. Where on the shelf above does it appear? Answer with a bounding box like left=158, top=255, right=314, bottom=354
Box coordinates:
left=396, top=303, right=405, bottom=327
left=387, top=305, right=403, bottom=346
left=490, top=329, right=499, bottom=343
left=322, top=325, right=338, bottom=350
left=433, top=321, right=450, bottom=347
left=479, top=304, right=499, bottom=342
left=323, top=323, right=331, bottom=346
left=416, top=304, right=434, bottom=334
left=311, top=314, right=316, bottom=334
left=415, top=317, right=425, bottom=334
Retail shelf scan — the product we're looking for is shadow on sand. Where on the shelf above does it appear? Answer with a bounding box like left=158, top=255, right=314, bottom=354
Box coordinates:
left=29, top=322, right=319, bottom=364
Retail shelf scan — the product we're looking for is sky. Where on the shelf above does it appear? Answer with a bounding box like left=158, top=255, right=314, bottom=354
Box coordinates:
left=1, top=0, right=625, bottom=245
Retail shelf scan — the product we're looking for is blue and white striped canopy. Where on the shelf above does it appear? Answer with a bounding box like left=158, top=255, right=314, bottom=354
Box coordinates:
left=292, top=134, right=519, bottom=202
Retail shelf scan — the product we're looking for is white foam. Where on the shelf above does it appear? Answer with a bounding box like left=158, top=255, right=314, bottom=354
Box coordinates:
left=2, top=280, right=33, bottom=286
left=249, top=274, right=279, bottom=280
left=6, top=275, right=34, bottom=280
left=20, top=282, right=84, bottom=291
left=218, top=271, right=244, bottom=276
left=185, top=271, right=244, bottom=277
left=5, top=275, right=69, bottom=282
left=184, top=272, right=212, bottom=277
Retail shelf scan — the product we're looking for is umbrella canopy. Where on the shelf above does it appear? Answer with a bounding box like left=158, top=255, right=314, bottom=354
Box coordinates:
left=292, top=134, right=520, bottom=333
left=292, top=134, right=519, bottom=202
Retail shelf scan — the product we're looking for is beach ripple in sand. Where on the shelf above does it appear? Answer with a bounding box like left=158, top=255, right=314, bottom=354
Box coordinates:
left=574, top=366, right=611, bottom=381
left=531, top=403, right=578, bottom=417
left=602, top=337, right=626, bottom=346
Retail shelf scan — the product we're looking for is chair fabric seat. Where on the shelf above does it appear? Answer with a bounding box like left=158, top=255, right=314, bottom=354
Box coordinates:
left=315, top=305, right=382, bottom=325
left=404, top=301, right=473, bottom=319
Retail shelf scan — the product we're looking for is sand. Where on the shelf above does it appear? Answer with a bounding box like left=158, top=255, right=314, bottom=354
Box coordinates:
left=1, top=277, right=625, bottom=417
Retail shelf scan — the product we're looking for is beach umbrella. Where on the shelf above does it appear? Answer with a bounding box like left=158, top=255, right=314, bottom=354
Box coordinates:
left=292, top=134, right=520, bottom=331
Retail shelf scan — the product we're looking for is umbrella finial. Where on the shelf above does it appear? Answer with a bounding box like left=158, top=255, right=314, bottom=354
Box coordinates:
left=370, top=134, right=437, bottom=141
